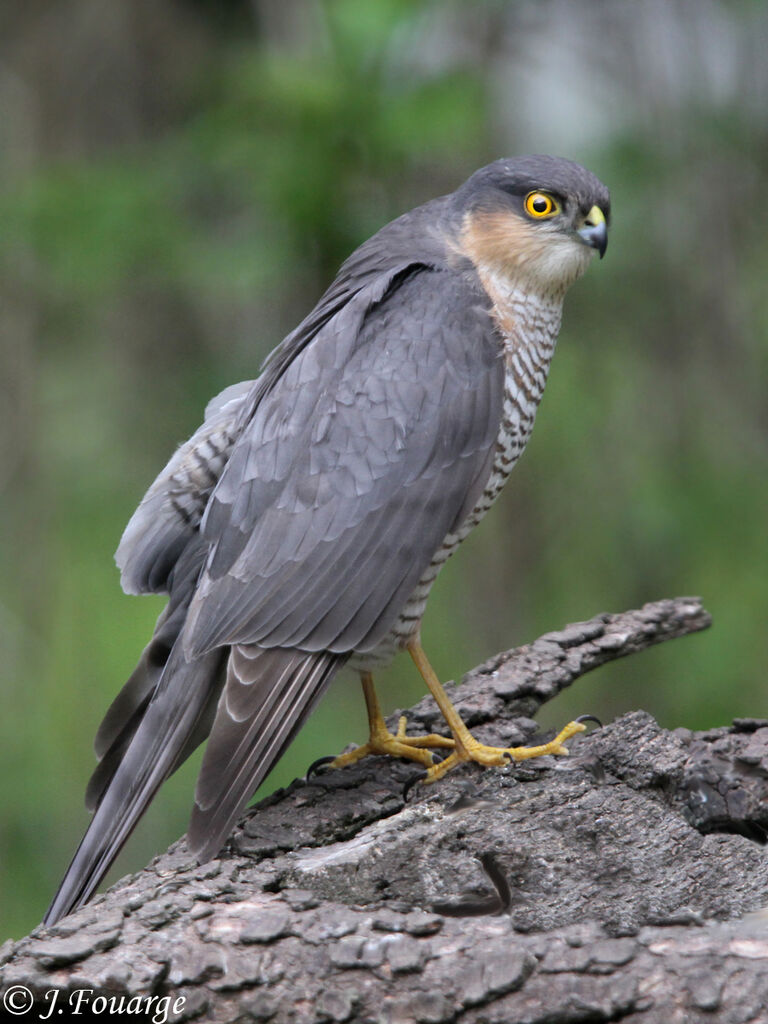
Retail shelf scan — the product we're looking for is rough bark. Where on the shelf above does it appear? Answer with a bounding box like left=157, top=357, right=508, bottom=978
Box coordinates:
left=3, top=597, right=768, bottom=1024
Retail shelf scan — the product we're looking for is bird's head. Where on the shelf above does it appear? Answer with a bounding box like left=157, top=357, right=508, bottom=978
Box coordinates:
left=452, top=155, right=610, bottom=297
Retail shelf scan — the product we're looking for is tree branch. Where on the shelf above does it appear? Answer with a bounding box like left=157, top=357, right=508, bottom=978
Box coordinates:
left=4, top=597, right=768, bottom=1024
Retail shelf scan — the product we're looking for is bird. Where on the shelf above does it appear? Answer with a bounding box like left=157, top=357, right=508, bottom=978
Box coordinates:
left=44, top=155, right=610, bottom=925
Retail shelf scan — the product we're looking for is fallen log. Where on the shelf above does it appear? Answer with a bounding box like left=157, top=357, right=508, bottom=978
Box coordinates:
left=3, top=597, right=768, bottom=1024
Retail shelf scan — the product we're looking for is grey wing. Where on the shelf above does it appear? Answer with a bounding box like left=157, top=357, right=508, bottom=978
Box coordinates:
left=116, top=379, right=254, bottom=596
left=183, top=265, right=504, bottom=658
left=86, top=379, right=256, bottom=805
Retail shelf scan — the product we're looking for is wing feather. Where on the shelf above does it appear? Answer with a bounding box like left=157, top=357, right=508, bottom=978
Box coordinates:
left=188, top=646, right=344, bottom=862
left=183, top=266, right=503, bottom=657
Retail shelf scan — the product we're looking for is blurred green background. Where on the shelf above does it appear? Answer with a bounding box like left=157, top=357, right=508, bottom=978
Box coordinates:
left=1, top=0, right=766, bottom=940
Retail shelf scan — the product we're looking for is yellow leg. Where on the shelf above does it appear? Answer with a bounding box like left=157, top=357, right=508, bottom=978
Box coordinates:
left=408, top=641, right=587, bottom=784
left=328, top=671, right=455, bottom=771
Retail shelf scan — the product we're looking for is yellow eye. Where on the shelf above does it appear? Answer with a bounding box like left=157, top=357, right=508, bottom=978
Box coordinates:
left=524, top=191, right=560, bottom=219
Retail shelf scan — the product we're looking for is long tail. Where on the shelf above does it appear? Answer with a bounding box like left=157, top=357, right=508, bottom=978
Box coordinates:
left=45, top=643, right=344, bottom=925
left=188, top=645, right=345, bottom=862
left=44, top=640, right=225, bottom=925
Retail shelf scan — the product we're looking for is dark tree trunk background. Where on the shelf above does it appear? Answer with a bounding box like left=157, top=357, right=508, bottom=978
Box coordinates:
left=3, top=598, right=768, bottom=1024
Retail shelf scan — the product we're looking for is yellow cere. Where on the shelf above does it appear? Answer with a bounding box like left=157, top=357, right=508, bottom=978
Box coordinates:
left=583, top=204, right=606, bottom=227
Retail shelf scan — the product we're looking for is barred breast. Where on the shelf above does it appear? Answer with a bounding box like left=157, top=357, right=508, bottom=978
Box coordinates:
left=352, top=282, right=563, bottom=670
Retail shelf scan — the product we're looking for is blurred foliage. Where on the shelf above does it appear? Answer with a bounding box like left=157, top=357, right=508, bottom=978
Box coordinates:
left=1, top=0, right=766, bottom=939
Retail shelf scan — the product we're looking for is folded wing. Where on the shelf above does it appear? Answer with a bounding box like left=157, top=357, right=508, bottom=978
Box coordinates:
left=184, top=266, right=504, bottom=658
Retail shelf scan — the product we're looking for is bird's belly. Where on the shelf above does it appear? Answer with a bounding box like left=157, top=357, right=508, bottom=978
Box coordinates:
left=349, top=356, right=543, bottom=674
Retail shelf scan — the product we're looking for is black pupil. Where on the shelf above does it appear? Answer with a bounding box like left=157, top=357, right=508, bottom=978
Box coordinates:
left=533, top=196, right=549, bottom=213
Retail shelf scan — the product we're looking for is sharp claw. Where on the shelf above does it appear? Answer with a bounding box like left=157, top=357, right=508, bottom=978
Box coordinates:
left=575, top=714, right=602, bottom=729
left=306, top=755, right=337, bottom=779
left=403, top=769, right=428, bottom=802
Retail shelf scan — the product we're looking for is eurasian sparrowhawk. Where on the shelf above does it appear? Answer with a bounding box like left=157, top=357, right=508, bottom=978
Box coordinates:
left=45, top=155, right=610, bottom=924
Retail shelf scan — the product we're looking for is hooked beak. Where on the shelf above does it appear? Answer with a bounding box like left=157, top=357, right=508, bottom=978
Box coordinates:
left=578, top=205, right=608, bottom=258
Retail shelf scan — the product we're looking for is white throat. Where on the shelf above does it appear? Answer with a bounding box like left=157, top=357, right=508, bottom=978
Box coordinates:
left=479, top=266, right=564, bottom=372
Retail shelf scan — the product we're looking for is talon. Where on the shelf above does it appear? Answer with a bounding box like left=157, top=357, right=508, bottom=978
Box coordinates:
left=306, top=755, right=337, bottom=779
left=403, top=770, right=427, bottom=801
left=352, top=644, right=602, bottom=792
left=405, top=642, right=603, bottom=785
left=576, top=714, right=602, bottom=729
left=322, top=673, right=456, bottom=774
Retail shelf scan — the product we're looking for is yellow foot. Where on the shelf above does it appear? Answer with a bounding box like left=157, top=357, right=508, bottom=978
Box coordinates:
left=330, top=715, right=455, bottom=771
left=422, top=719, right=588, bottom=785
